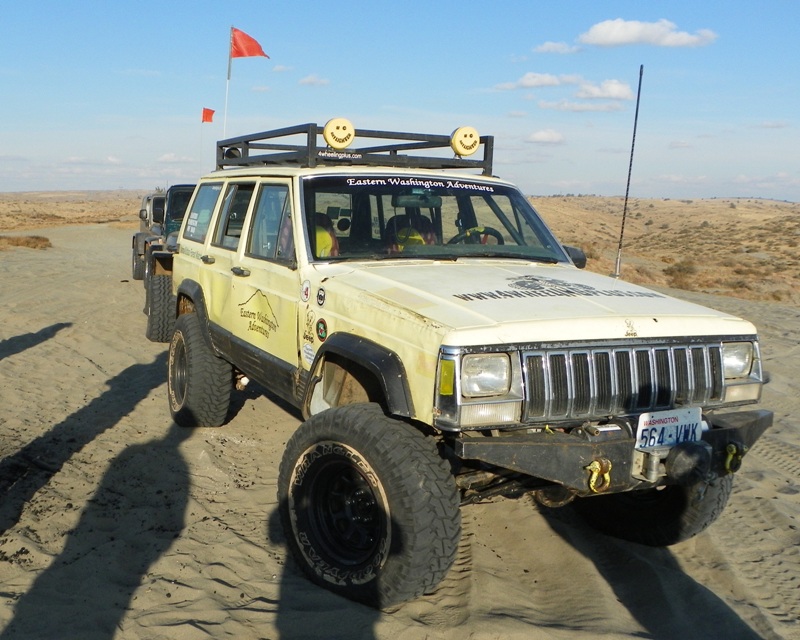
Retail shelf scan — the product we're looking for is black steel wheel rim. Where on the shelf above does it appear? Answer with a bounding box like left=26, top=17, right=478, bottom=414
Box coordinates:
left=304, top=452, right=387, bottom=567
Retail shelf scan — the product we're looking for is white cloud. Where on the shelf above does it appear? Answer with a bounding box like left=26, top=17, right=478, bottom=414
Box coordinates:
left=576, top=79, right=633, bottom=100
left=757, top=120, right=790, bottom=129
left=579, top=19, right=717, bottom=47
left=538, top=99, right=624, bottom=113
left=494, top=72, right=584, bottom=91
left=534, top=41, right=580, bottom=54
left=299, top=74, right=329, bottom=86
left=657, top=174, right=709, bottom=185
left=272, top=65, right=293, bottom=72
left=669, top=141, right=693, bottom=149
left=157, top=153, right=193, bottom=163
left=528, top=129, right=565, bottom=144
left=507, top=110, right=528, bottom=118
left=733, top=172, right=800, bottom=190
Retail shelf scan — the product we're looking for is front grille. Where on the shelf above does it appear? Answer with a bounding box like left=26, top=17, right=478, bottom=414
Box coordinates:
left=523, top=343, right=724, bottom=422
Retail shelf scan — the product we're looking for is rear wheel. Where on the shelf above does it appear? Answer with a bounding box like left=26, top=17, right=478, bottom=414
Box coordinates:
left=167, top=313, right=231, bottom=427
left=572, top=474, right=734, bottom=546
left=131, top=247, right=144, bottom=280
left=278, top=404, right=460, bottom=608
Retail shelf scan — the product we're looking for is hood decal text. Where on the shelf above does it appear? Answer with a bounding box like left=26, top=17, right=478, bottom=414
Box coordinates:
left=453, top=275, right=665, bottom=302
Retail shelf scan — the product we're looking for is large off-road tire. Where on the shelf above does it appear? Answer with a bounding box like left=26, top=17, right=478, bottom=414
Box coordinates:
left=145, top=274, right=175, bottom=343
left=278, top=404, right=461, bottom=608
left=131, top=247, right=144, bottom=280
left=167, top=313, right=232, bottom=427
left=572, top=474, right=734, bottom=546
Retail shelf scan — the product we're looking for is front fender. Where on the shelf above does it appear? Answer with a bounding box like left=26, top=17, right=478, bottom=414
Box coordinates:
left=304, top=333, right=414, bottom=419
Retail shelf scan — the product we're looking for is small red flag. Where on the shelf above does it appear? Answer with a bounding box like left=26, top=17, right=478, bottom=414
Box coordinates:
left=230, top=28, right=268, bottom=59
left=201, top=108, right=215, bottom=123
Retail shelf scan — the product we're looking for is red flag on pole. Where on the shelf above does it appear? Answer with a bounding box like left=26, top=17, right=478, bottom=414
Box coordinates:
left=201, top=108, right=215, bottom=123
left=230, top=28, right=268, bottom=59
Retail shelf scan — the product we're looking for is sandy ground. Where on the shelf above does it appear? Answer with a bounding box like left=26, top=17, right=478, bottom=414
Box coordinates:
left=0, top=223, right=798, bottom=640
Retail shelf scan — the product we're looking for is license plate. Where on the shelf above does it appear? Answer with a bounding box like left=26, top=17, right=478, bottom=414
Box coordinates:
left=635, top=407, right=704, bottom=452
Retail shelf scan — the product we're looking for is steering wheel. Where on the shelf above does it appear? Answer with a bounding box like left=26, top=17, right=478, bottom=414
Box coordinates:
left=447, top=226, right=505, bottom=245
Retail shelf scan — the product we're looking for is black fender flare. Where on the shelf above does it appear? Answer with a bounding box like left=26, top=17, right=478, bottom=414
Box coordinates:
left=174, top=279, right=215, bottom=353
left=306, top=333, right=414, bottom=419
left=132, top=231, right=148, bottom=255
left=147, top=246, right=173, bottom=277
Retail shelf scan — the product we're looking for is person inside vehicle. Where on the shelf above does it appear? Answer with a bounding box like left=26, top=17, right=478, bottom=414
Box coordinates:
left=315, top=213, right=339, bottom=257
left=386, top=215, right=436, bottom=254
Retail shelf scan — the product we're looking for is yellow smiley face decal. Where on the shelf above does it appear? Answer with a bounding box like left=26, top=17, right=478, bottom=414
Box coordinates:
left=323, top=117, right=355, bottom=150
left=450, top=126, right=480, bottom=156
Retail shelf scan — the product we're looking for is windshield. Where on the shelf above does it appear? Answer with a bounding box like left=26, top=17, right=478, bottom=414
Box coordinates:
left=302, top=175, right=568, bottom=263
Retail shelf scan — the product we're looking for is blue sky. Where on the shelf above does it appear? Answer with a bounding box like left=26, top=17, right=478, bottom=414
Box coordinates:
left=1, top=1, right=797, bottom=200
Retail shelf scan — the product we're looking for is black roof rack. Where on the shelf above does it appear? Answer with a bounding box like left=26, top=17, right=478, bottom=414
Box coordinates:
left=216, top=123, right=494, bottom=175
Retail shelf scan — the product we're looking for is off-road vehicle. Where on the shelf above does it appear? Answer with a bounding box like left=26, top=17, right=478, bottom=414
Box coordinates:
left=162, top=119, right=772, bottom=608
left=137, top=184, right=195, bottom=342
left=131, top=192, right=165, bottom=280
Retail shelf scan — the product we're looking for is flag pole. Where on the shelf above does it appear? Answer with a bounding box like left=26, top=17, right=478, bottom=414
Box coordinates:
left=224, top=26, right=233, bottom=138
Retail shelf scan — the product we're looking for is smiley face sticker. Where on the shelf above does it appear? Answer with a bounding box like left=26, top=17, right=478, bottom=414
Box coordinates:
left=450, top=126, right=480, bottom=157
left=323, top=117, right=355, bottom=150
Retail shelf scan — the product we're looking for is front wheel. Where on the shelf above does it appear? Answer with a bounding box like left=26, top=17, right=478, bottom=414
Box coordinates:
left=167, top=313, right=232, bottom=427
left=572, top=474, right=734, bottom=546
left=277, top=404, right=461, bottom=608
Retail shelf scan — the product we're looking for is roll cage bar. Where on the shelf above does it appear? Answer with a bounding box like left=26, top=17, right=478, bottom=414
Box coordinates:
left=216, top=123, right=494, bottom=175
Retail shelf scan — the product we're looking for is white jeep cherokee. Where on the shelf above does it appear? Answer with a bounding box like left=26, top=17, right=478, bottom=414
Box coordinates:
left=164, top=120, right=772, bottom=608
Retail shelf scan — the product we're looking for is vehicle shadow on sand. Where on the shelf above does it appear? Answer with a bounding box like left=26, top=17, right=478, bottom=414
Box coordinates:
left=0, top=352, right=168, bottom=536
left=266, top=505, right=382, bottom=640
left=0, top=352, right=191, bottom=639
left=0, top=322, right=72, bottom=362
left=539, top=504, right=763, bottom=640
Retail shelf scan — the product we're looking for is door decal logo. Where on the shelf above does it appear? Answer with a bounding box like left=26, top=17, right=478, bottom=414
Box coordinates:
left=238, top=290, right=280, bottom=338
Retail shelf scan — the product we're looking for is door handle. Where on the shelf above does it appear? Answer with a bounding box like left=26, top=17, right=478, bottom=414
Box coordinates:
left=231, top=266, right=251, bottom=277
left=201, top=255, right=215, bottom=264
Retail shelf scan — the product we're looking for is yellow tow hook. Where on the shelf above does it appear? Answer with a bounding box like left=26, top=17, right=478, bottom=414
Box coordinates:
left=724, top=442, right=748, bottom=473
left=585, top=458, right=613, bottom=493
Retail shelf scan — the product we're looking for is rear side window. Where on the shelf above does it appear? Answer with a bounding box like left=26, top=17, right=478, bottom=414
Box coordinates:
left=247, top=184, right=293, bottom=262
left=183, top=183, right=223, bottom=243
left=212, top=183, right=256, bottom=250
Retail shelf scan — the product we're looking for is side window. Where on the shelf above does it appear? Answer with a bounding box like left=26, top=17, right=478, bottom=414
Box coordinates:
left=212, top=183, right=256, bottom=250
left=247, top=184, right=294, bottom=262
left=183, top=183, right=222, bottom=243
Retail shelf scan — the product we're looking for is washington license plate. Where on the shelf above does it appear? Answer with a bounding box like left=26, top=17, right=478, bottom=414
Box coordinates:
left=635, top=407, right=704, bottom=452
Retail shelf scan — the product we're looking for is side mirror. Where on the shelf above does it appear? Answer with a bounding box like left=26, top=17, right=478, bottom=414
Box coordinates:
left=564, top=245, right=587, bottom=269
left=139, top=209, right=148, bottom=221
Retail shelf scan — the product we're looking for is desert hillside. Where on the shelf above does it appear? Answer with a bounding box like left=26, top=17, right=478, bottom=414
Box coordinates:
left=2, top=190, right=798, bottom=305
left=532, top=195, right=800, bottom=305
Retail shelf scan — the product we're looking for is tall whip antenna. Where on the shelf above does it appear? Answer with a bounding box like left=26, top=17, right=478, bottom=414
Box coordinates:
left=613, top=64, right=644, bottom=279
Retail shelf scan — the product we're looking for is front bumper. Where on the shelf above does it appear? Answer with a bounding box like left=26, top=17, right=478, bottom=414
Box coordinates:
left=452, top=409, right=773, bottom=496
